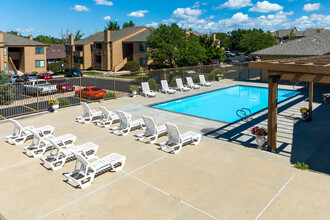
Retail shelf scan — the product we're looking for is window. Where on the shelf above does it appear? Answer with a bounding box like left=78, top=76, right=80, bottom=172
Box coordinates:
left=76, top=46, right=83, bottom=51
left=4, top=47, right=7, bottom=56
left=35, top=47, right=44, bottom=54
left=4, top=62, right=7, bottom=70
left=140, top=44, right=146, bottom=52
left=139, top=58, right=146, bottom=66
left=65, top=46, right=70, bottom=52
left=35, top=60, right=45, bottom=67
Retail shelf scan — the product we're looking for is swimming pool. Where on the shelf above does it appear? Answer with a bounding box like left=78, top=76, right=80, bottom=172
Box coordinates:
left=152, top=85, right=300, bottom=123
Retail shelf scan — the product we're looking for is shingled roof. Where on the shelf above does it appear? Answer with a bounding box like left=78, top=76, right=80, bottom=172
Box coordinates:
left=74, top=31, right=104, bottom=45
left=251, top=32, right=330, bottom=56
left=46, top=45, right=66, bottom=60
left=123, top=30, right=150, bottom=42
left=95, top=26, right=145, bottom=42
left=3, top=32, right=47, bottom=46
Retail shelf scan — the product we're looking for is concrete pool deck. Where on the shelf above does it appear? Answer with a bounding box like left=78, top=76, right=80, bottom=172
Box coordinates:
left=0, top=80, right=329, bottom=219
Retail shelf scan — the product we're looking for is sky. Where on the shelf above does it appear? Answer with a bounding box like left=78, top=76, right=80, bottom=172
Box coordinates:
left=1, top=0, right=329, bottom=37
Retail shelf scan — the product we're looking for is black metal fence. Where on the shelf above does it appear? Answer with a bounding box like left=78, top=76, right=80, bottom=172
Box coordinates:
left=0, top=64, right=260, bottom=120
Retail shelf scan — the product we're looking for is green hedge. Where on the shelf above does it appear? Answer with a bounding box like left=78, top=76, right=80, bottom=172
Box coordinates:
left=58, top=98, right=70, bottom=108
left=148, top=78, right=157, bottom=91
left=123, top=61, right=140, bottom=74
left=103, top=92, right=116, bottom=100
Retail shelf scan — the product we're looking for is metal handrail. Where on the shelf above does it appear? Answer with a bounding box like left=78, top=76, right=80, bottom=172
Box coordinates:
left=293, top=81, right=307, bottom=91
left=236, top=108, right=253, bottom=122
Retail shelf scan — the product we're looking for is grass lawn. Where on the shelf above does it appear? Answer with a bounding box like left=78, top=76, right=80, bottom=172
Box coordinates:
left=83, top=72, right=103, bottom=76
left=113, top=74, right=145, bottom=80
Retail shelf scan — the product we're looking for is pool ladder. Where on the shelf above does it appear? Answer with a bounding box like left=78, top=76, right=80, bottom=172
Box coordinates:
left=236, top=108, right=253, bottom=122
left=293, top=81, right=307, bottom=91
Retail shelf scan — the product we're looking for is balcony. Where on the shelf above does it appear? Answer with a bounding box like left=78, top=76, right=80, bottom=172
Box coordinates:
left=73, top=51, right=83, bottom=57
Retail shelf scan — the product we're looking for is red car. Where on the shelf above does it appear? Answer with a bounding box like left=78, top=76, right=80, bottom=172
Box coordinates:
left=75, top=86, right=106, bottom=100
left=51, top=78, right=75, bottom=92
left=37, top=72, right=53, bottom=80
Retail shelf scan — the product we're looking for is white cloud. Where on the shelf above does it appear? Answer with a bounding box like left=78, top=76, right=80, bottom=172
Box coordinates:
left=172, top=7, right=202, bottom=19
left=303, top=3, right=321, bottom=12
left=249, top=1, right=284, bottom=13
left=216, top=0, right=253, bottom=10
left=127, top=10, right=149, bottom=18
left=94, top=0, right=113, bottom=6
left=291, top=14, right=330, bottom=29
left=15, top=28, right=34, bottom=33
left=146, top=21, right=159, bottom=28
left=103, top=16, right=111, bottom=21
left=70, top=5, right=90, bottom=12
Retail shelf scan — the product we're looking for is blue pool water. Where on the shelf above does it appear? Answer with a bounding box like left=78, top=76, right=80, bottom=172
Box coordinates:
left=152, top=85, right=300, bottom=123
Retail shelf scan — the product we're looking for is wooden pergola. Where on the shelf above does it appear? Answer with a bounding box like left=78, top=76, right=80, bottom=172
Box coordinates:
left=249, top=55, right=330, bottom=153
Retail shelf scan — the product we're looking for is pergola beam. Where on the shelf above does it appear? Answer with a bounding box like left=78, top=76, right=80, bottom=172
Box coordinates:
left=267, top=71, right=330, bottom=84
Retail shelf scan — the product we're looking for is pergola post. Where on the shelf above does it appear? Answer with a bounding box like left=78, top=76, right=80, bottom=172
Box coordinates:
left=268, top=75, right=280, bottom=153
left=309, top=82, right=314, bottom=120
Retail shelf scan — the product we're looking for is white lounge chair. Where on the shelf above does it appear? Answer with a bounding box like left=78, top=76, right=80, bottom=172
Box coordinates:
left=6, top=119, right=55, bottom=145
left=141, top=82, right=157, bottom=98
left=24, top=129, right=76, bottom=158
left=95, top=106, right=120, bottom=128
left=136, top=116, right=167, bottom=144
left=65, top=152, right=126, bottom=189
left=186, top=77, right=201, bottom=89
left=175, top=78, right=190, bottom=92
left=40, top=139, right=98, bottom=171
left=160, top=123, right=201, bottom=154
left=76, top=102, right=102, bottom=124
left=160, top=80, right=176, bottom=94
left=110, top=110, right=145, bottom=136
left=199, top=75, right=212, bottom=87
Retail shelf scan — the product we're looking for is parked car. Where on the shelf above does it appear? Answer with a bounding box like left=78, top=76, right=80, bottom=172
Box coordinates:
left=233, top=51, right=241, bottom=56
left=75, top=86, right=106, bottom=100
left=23, top=79, right=57, bottom=95
left=37, top=72, right=53, bottom=80
left=203, top=60, right=219, bottom=65
left=224, top=58, right=232, bottom=64
left=10, top=75, right=23, bottom=83
left=223, top=51, right=236, bottom=57
left=21, top=73, right=38, bottom=81
left=51, top=78, right=75, bottom=92
left=64, top=68, right=83, bottom=77
left=244, top=56, right=261, bottom=61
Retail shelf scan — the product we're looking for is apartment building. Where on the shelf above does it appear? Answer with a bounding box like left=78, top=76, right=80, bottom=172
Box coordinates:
left=272, top=28, right=330, bottom=44
left=66, top=26, right=150, bottom=72
left=0, top=31, right=47, bottom=74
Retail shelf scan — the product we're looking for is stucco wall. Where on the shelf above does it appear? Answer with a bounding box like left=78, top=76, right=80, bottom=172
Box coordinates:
left=23, top=46, right=47, bottom=73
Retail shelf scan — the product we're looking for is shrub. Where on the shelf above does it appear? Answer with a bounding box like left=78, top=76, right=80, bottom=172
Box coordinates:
left=123, top=61, right=140, bottom=74
left=148, top=78, right=157, bottom=91
left=294, top=162, right=309, bottom=170
left=208, top=68, right=223, bottom=81
left=0, top=71, right=15, bottom=105
left=31, top=71, right=38, bottom=74
left=218, top=53, right=227, bottom=62
left=193, top=74, right=201, bottom=83
left=169, top=76, right=181, bottom=88
left=58, top=98, right=70, bottom=108
left=103, top=92, right=115, bottom=100
left=47, top=62, right=61, bottom=72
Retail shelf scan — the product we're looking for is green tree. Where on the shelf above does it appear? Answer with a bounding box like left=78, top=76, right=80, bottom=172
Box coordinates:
left=238, top=30, right=276, bottom=54
left=7, top=31, right=18, bottom=36
left=146, top=24, right=205, bottom=68
left=198, top=35, right=223, bottom=61
left=215, top=33, right=231, bottom=49
left=74, top=30, right=85, bottom=41
left=105, top=21, right=120, bottom=31
left=122, top=21, right=135, bottom=28
left=178, top=34, right=206, bottom=67
left=289, top=29, right=296, bottom=41
left=34, top=35, right=62, bottom=44
left=0, top=71, right=15, bottom=105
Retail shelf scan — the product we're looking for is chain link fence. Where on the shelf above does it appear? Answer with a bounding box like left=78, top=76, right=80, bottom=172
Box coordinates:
left=0, top=64, right=260, bottom=120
